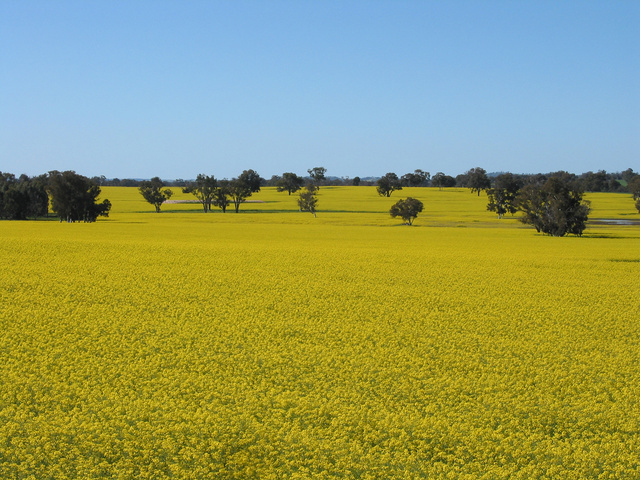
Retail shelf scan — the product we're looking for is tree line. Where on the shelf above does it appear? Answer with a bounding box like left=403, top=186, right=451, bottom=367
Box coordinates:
left=3, top=166, right=639, bottom=236
left=0, top=171, right=111, bottom=222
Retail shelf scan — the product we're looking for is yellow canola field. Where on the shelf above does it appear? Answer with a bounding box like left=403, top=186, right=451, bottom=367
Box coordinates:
left=1, top=187, right=638, bottom=479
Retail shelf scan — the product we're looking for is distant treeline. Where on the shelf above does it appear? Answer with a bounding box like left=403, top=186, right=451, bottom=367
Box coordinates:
left=91, top=168, right=637, bottom=193
left=2, top=167, right=639, bottom=222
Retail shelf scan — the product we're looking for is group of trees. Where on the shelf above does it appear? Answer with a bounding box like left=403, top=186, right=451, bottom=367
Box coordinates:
left=1, top=170, right=110, bottom=222
left=0, top=172, right=48, bottom=220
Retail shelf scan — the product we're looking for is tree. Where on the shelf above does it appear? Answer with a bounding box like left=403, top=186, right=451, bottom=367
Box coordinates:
left=431, top=172, right=456, bottom=190
left=0, top=172, right=49, bottom=220
left=516, top=177, right=590, bottom=236
left=227, top=170, right=261, bottom=213
left=390, top=197, right=424, bottom=225
left=486, top=173, right=523, bottom=219
left=628, top=176, right=640, bottom=200
left=238, top=169, right=263, bottom=193
left=352, top=176, right=361, bottom=186
left=47, top=170, right=111, bottom=222
left=465, top=167, right=491, bottom=196
left=297, top=186, right=318, bottom=217
left=307, top=167, right=327, bottom=189
left=376, top=172, right=402, bottom=197
left=182, top=174, right=217, bottom=212
left=138, top=177, right=173, bottom=213
left=213, top=179, right=231, bottom=213
left=276, top=172, right=305, bottom=195
left=401, top=169, right=430, bottom=187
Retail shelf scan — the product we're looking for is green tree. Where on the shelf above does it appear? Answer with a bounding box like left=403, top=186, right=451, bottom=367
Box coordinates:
left=352, top=176, right=361, bottom=186
left=307, top=167, right=327, bottom=189
left=139, top=177, right=173, bottom=213
left=227, top=170, right=262, bottom=213
left=390, top=197, right=424, bottom=225
left=213, top=179, right=231, bottom=213
left=431, top=172, right=456, bottom=190
left=47, top=170, right=111, bottom=222
left=276, top=172, right=305, bottom=195
left=628, top=176, right=640, bottom=200
left=297, top=186, right=318, bottom=217
left=401, top=169, right=430, bottom=187
left=516, top=177, right=590, bottom=236
left=486, top=173, right=523, bottom=219
left=182, top=174, right=217, bottom=212
left=465, top=167, right=491, bottom=196
left=0, top=172, right=49, bottom=220
left=376, top=172, right=402, bottom=197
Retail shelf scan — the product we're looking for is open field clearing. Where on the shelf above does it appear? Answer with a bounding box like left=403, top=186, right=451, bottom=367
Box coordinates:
left=1, top=187, right=639, bottom=479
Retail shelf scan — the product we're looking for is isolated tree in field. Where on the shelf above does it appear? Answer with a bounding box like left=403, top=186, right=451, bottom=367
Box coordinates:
left=297, top=186, right=318, bottom=217
left=139, top=177, right=173, bottom=213
left=486, top=173, right=523, bottom=219
left=390, top=197, right=424, bottom=225
left=465, top=167, right=491, bottom=196
left=213, top=179, right=231, bottom=213
left=352, top=176, right=361, bottom=186
left=227, top=170, right=261, bottom=213
left=276, top=172, right=305, bottom=195
left=377, top=172, right=402, bottom=197
left=182, top=174, right=217, bottom=212
left=516, top=177, right=590, bottom=236
left=307, top=167, right=327, bottom=189
left=401, top=169, right=430, bottom=187
left=47, top=170, right=111, bottom=222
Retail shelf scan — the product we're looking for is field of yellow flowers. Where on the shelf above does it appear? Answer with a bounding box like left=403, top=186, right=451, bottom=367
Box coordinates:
left=1, top=186, right=638, bottom=479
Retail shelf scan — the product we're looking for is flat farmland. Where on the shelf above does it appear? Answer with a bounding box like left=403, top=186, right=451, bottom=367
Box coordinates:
left=1, top=187, right=638, bottom=479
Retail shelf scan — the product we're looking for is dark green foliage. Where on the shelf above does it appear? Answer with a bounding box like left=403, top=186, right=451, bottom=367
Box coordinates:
left=297, top=187, right=318, bottom=217
left=516, top=177, right=590, bottom=236
left=465, top=167, right=491, bottom=196
left=139, top=177, right=173, bottom=213
left=47, top=171, right=111, bottom=222
left=0, top=172, right=49, bottom=220
left=401, top=169, right=430, bottom=187
left=227, top=170, right=262, bottom=213
left=276, top=172, right=305, bottom=195
left=352, top=176, right=361, bottom=186
left=389, top=197, right=424, bottom=225
left=183, top=174, right=218, bottom=212
left=628, top=176, right=640, bottom=200
left=431, top=172, right=456, bottom=189
left=376, top=173, right=402, bottom=197
left=307, top=167, right=327, bottom=189
left=486, top=173, right=523, bottom=219
left=213, top=179, right=231, bottom=213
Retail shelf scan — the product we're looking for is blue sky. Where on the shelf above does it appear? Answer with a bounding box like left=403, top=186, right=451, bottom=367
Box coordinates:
left=1, top=1, right=638, bottom=180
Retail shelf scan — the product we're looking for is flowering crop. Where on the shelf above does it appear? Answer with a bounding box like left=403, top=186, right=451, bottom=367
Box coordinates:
left=1, top=188, right=638, bottom=478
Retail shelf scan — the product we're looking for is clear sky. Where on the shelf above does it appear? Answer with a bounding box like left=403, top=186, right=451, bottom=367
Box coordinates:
left=1, top=0, right=638, bottom=180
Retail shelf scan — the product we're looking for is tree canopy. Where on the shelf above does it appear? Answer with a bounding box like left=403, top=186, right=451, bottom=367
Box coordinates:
left=0, top=172, right=48, bottom=220
left=276, top=172, right=305, bottom=195
left=48, top=170, right=111, bottom=222
left=307, top=167, right=327, bottom=188
left=390, top=197, right=424, bottom=225
left=464, top=167, right=491, bottom=196
left=486, top=173, right=523, bottom=219
left=516, top=177, right=590, bottom=236
left=139, top=177, right=173, bottom=213
left=401, top=169, right=430, bottom=187
left=297, top=186, right=318, bottom=217
left=376, top=172, right=402, bottom=197
left=182, top=174, right=217, bottom=212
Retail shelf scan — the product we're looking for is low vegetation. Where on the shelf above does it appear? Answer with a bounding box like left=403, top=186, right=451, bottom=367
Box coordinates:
left=1, top=186, right=638, bottom=478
